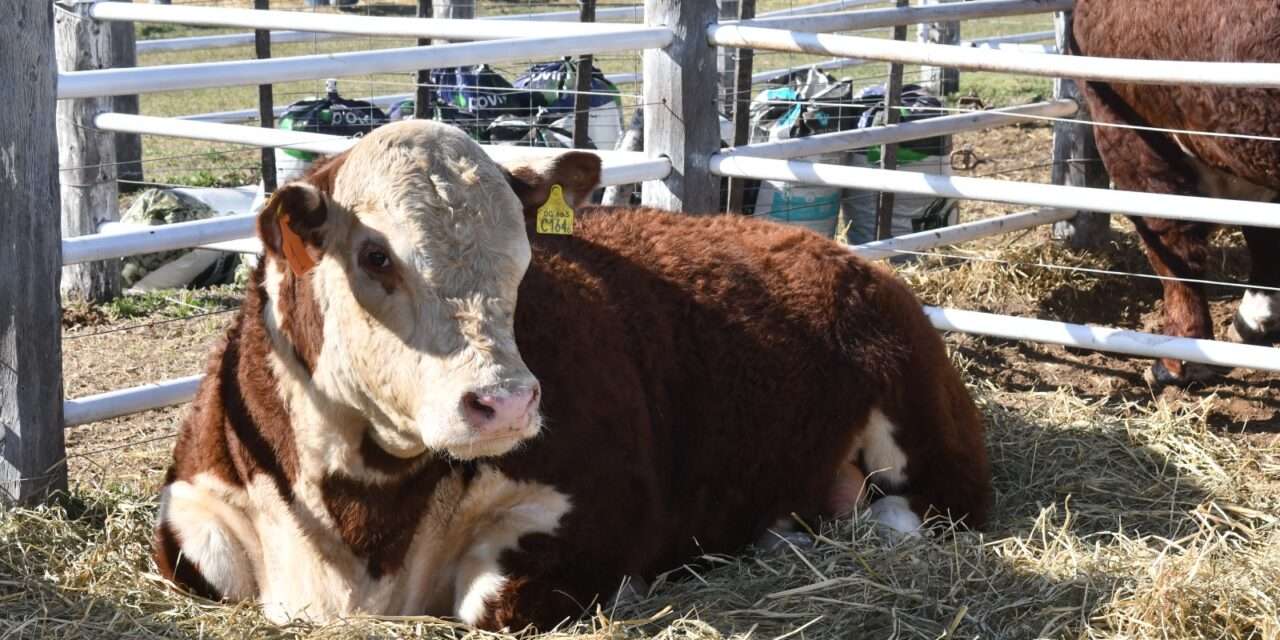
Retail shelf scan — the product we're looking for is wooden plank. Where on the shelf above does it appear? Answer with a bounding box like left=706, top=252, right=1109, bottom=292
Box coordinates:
left=1048, top=10, right=1110, bottom=248
left=725, top=0, right=756, bottom=214
left=108, top=0, right=143, bottom=190
left=414, top=0, right=434, bottom=120
left=874, top=0, right=910, bottom=240
left=573, top=0, right=596, bottom=149
left=255, top=0, right=277, bottom=192
left=717, top=0, right=740, bottom=115
left=56, top=0, right=121, bottom=303
left=642, top=0, right=721, bottom=213
left=1, top=0, right=68, bottom=505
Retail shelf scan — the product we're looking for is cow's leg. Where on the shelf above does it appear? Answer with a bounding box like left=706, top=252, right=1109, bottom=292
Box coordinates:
left=461, top=549, right=640, bottom=632
left=1129, top=218, right=1219, bottom=385
left=831, top=408, right=924, bottom=537
left=756, top=516, right=816, bottom=550
left=153, top=480, right=258, bottom=602
left=1229, top=225, right=1280, bottom=345
left=1081, top=82, right=1220, bottom=385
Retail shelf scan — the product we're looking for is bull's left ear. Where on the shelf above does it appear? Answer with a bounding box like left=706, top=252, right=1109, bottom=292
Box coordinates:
left=503, top=151, right=603, bottom=218
left=257, top=183, right=329, bottom=278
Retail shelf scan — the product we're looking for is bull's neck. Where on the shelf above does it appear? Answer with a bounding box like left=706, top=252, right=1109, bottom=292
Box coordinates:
left=252, top=259, right=435, bottom=484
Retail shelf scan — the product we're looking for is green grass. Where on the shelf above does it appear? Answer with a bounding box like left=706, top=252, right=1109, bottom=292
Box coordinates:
left=100, top=286, right=242, bottom=321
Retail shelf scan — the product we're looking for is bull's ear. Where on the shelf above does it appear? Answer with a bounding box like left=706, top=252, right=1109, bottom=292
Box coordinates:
left=503, top=151, right=603, bottom=217
left=258, top=183, right=329, bottom=278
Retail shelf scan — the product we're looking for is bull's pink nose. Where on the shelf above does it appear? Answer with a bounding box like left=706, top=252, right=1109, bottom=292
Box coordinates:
left=461, top=385, right=540, bottom=433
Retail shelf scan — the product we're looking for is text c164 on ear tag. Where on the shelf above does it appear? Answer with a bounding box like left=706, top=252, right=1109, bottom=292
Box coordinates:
left=535, top=184, right=575, bottom=236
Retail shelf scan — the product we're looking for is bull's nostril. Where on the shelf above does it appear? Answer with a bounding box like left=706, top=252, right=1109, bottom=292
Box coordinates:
left=528, top=384, right=541, bottom=409
left=463, top=392, right=496, bottom=421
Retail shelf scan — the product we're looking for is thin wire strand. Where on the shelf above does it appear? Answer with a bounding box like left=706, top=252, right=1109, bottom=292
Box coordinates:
left=65, top=307, right=240, bottom=341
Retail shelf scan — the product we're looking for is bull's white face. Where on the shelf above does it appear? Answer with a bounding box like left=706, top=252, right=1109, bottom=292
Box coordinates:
left=264, top=121, right=541, bottom=461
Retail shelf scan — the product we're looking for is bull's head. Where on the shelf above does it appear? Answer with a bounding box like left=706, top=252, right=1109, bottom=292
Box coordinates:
left=255, top=120, right=599, bottom=462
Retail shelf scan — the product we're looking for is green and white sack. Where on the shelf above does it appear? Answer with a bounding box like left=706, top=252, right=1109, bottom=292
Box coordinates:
left=843, top=149, right=958, bottom=245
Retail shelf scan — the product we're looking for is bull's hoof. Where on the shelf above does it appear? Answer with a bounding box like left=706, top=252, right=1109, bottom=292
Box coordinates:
left=606, top=575, right=649, bottom=609
left=1143, top=360, right=1221, bottom=388
left=756, top=529, right=815, bottom=551
left=1227, top=313, right=1280, bottom=346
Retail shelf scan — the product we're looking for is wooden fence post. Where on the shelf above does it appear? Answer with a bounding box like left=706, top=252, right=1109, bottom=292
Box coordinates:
left=56, top=0, right=121, bottom=303
left=108, top=0, right=143, bottom=190
left=254, top=0, right=277, bottom=193
left=573, top=0, right=597, bottom=149
left=1048, top=10, right=1110, bottom=248
left=725, top=0, right=756, bottom=214
left=2, top=0, right=69, bottom=505
left=642, top=0, right=721, bottom=214
left=874, top=0, right=909, bottom=240
left=716, top=0, right=739, bottom=116
left=917, top=0, right=963, bottom=96
left=433, top=0, right=473, bottom=24
left=413, top=0, right=434, bottom=120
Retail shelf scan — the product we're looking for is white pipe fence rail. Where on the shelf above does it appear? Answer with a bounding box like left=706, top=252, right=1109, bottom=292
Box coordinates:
left=64, top=376, right=204, bottom=428
left=849, top=208, right=1075, bottom=261
left=135, top=7, right=651, bottom=54
left=93, top=3, right=642, bottom=42
left=137, top=30, right=349, bottom=54
left=707, top=26, right=1280, bottom=89
left=733, top=0, right=1074, bottom=34
left=59, top=28, right=674, bottom=99
left=925, top=308, right=1280, bottom=374
left=131, top=0, right=877, bottom=55
left=65, top=304, right=1280, bottom=427
left=64, top=114, right=671, bottom=265
left=95, top=113, right=672, bottom=187
left=721, top=99, right=1078, bottom=160
left=710, top=155, right=1280, bottom=229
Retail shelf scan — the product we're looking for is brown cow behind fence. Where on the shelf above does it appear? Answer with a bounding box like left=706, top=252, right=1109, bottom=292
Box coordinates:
left=1071, top=0, right=1280, bottom=385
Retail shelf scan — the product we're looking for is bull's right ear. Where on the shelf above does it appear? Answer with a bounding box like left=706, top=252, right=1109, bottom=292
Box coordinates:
left=502, top=151, right=603, bottom=218
left=257, top=183, right=329, bottom=278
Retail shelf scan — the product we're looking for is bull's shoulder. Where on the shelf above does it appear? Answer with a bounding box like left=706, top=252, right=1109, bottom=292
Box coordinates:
left=165, top=275, right=301, bottom=498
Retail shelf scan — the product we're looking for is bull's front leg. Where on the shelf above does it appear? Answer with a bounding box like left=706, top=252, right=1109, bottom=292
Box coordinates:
left=154, top=479, right=260, bottom=602
left=1129, top=217, right=1220, bottom=385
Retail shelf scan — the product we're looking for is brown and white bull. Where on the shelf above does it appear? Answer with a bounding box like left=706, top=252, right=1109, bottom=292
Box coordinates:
left=154, top=120, right=991, bottom=630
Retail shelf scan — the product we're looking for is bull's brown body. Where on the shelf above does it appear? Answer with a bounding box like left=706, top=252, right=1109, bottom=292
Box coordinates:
left=154, top=123, right=990, bottom=630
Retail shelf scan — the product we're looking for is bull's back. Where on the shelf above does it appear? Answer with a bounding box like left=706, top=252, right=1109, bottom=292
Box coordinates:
left=510, top=209, right=925, bottom=561
left=1073, top=0, right=1280, bottom=188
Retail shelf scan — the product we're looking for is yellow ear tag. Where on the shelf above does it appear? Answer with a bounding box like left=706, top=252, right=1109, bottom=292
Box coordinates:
left=535, top=184, right=574, bottom=236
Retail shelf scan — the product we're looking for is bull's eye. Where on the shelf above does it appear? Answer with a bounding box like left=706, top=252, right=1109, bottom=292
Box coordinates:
left=359, top=244, right=394, bottom=274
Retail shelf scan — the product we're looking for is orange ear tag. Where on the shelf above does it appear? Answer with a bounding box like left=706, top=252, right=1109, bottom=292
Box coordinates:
left=279, top=214, right=317, bottom=278
left=535, top=184, right=575, bottom=236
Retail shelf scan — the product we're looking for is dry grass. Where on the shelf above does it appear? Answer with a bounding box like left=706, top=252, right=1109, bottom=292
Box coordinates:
left=5, top=364, right=1279, bottom=639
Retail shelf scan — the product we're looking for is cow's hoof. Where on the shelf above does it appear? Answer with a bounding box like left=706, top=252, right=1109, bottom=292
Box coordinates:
left=606, top=575, right=649, bottom=609
left=868, top=496, right=922, bottom=539
left=1227, top=313, right=1280, bottom=346
left=1143, top=360, right=1221, bottom=388
left=756, top=529, right=815, bottom=551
